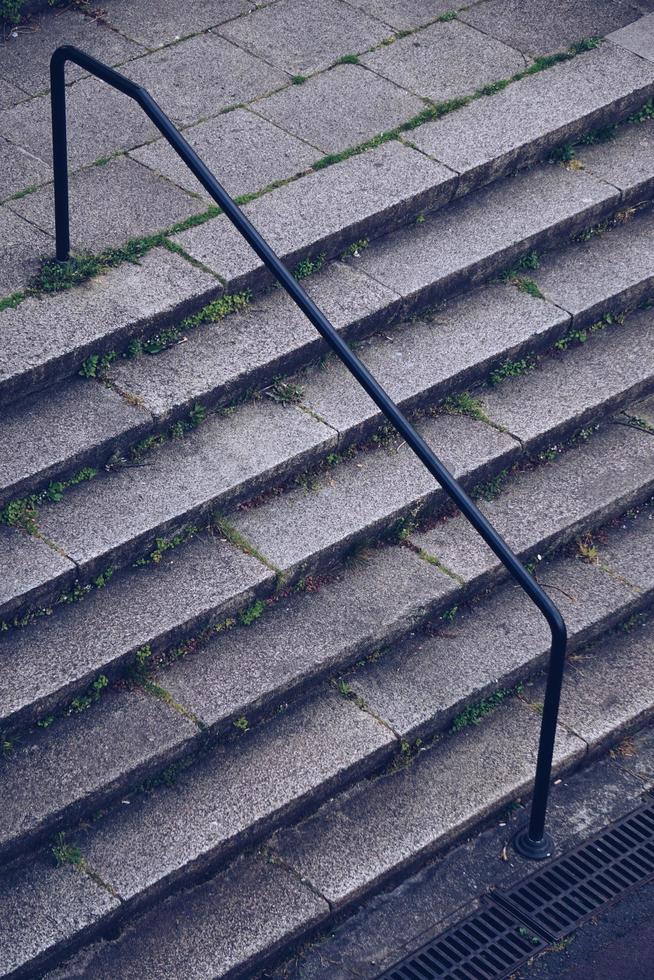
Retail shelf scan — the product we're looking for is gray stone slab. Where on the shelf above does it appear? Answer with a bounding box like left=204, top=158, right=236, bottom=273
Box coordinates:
left=0, top=7, right=145, bottom=95
left=548, top=622, right=654, bottom=751
left=356, top=163, right=617, bottom=303
left=0, top=247, right=221, bottom=405
left=620, top=721, right=654, bottom=789
left=229, top=412, right=516, bottom=576
left=413, top=422, right=654, bottom=587
left=0, top=76, right=28, bottom=110
left=0, top=686, right=197, bottom=861
left=123, top=32, right=288, bottom=128
left=608, top=11, right=654, bottom=61
left=159, top=545, right=456, bottom=729
left=101, top=0, right=255, bottom=48
left=532, top=209, right=654, bottom=323
left=130, top=108, right=318, bottom=201
left=268, top=753, right=646, bottom=979
left=75, top=688, right=394, bottom=901
left=0, top=533, right=273, bottom=729
left=45, top=854, right=328, bottom=980
left=302, top=282, right=568, bottom=437
left=174, top=141, right=457, bottom=289
left=351, top=550, right=641, bottom=740
left=479, top=309, right=654, bottom=445
left=218, top=0, right=390, bottom=74
left=9, top=155, right=206, bottom=252
left=461, top=0, right=643, bottom=56
left=626, top=392, right=654, bottom=426
left=0, top=203, right=52, bottom=293
left=410, top=44, right=654, bottom=197
left=346, top=0, right=468, bottom=30
left=256, top=63, right=424, bottom=154
left=0, top=76, right=158, bottom=170
left=599, top=506, right=654, bottom=590
left=0, top=854, right=119, bottom=979
left=270, top=697, right=584, bottom=908
left=361, top=19, right=527, bottom=102
left=579, top=118, right=654, bottom=202
left=108, top=259, right=401, bottom=419
left=0, top=524, right=76, bottom=624
left=0, top=379, right=150, bottom=506
left=38, top=399, right=335, bottom=576
left=0, top=136, right=51, bottom=201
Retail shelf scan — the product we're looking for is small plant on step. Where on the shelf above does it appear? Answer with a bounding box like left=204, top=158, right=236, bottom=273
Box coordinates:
left=266, top=379, right=304, bottom=404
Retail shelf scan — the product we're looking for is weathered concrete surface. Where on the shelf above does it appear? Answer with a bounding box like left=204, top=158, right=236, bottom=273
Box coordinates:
left=0, top=686, right=198, bottom=861
left=410, top=45, right=654, bottom=196
left=0, top=76, right=158, bottom=170
left=270, top=697, right=584, bottom=907
left=218, top=0, right=390, bottom=74
left=101, top=0, right=255, bottom=48
left=45, top=854, right=328, bottom=980
left=0, top=247, right=221, bottom=405
left=158, top=545, right=455, bottom=730
left=532, top=208, right=654, bottom=323
left=9, top=155, right=206, bottom=252
left=0, top=379, right=150, bottom=507
left=256, top=63, right=423, bottom=154
left=123, top=32, right=288, bottom=127
left=351, top=547, right=643, bottom=741
left=108, top=259, right=401, bottom=418
left=228, top=413, right=515, bottom=577
left=0, top=524, right=76, bottom=624
left=0, top=533, right=274, bottom=730
left=130, top=108, right=318, bottom=201
left=37, top=399, right=335, bottom=576
left=0, top=6, right=145, bottom=94
left=361, top=19, right=527, bottom=102
left=0, top=135, right=51, bottom=200
left=0, top=203, right=52, bottom=293
left=462, top=0, right=645, bottom=56
left=479, top=310, right=654, bottom=445
left=8, top=157, right=206, bottom=252
left=608, top=11, right=654, bottom=62
left=173, top=141, right=456, bottom=290
left=73, top=689, right=393, bottom=901
left=356, top=163, right=617, bottom=303
left=0, top=855, right=119, bottom=980
left=579, top=118, right=654, bottom=202
left=301, top=282, right=567, bottom=436
left=347, top=0, right=469, bottom=29
left=0, top=77, right=28, bottom=110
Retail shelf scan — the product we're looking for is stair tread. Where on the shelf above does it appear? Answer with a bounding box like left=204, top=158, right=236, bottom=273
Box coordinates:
left=0, top=248, right=220, bottom=407
left=0, top=534, right=272, bottom=731
left=410, top=42, right=654, bottom=193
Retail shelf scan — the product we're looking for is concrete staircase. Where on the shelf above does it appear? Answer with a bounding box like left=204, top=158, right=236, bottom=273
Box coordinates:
left=1, top=31, right=654, bottom=980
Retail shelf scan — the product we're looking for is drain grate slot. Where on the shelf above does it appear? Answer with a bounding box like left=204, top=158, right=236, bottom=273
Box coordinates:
left=376, top=905, right=546, bottom=979
left=502, top=801, right=654, bottom=940
left=377, top=800, right=654, bottom=980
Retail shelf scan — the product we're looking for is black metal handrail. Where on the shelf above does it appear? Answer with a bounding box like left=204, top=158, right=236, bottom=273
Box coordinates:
left=50, top=45, right=567, bottom=860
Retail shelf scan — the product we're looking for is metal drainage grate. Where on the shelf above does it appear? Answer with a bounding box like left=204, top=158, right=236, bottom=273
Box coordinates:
left=377, top=799, right=654, bottom=980
left=376, top=905, right=546, bottom=980
left=499, top=800, right=654, bottom=940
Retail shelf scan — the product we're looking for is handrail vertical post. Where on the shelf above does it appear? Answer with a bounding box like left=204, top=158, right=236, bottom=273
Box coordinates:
left=514, top=619, right=567, bottom=859
left=50, top=51, right=71, bottom=263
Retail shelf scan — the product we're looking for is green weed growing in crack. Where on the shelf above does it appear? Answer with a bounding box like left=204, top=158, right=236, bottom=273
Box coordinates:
left=489, top=357, right=535, bottom=385
left=291, top=74, right=307, bottom=84
left=388, top=737, right=423, bottom=773
left=554, top=310, right=624, bottom=351
left=233, top=716, right=250, bottom=732
left=238, top=600, right=266, bottom=626
left=450, top=685, right=521, bottom=732
left=629, top=100, right=654, bottom=124
left=294, top=253, right=326, bottom=280
left=1, top=466, right=98, bottom=533
left=336, top=53, right=360, bottom=65
left=437, top=10, right=458, bottom=21
left=52, top=833, right=84, bottom=869
left=472, top=468, right=509, bottom=502
left=266, top=379, right=305, bottom=404
left=342, top=238, right=369, bottom=259
left=133, top=525, right=198, bottom=567
left=67, top=675, right=109, bottom=714
left=620, top=612, right=647, bottom=632
left=442, top=392, right=490, bottom=423
left=441, top=605, right=459, bottom=622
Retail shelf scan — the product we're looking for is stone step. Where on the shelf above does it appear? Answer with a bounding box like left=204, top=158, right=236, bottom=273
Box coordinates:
left=0, top=49, right=652, bottom=417
left=1, top=294, right=652, bottom=729
left=4, top=193, right=654, bottom=625
left=3, top=508, right=651, bottom=980
left=0, top=414, right=651, bottom=869
left=3, top=116, right=653, bottom=528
